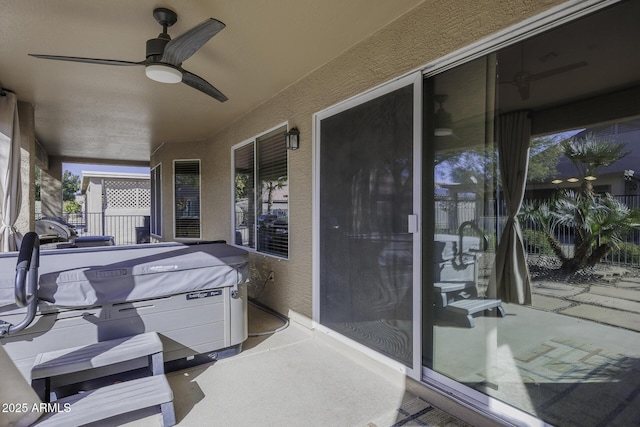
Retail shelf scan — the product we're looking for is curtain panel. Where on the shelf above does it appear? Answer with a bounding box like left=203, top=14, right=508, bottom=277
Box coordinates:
left=0, top=91, right=23, bottom=252
left=492, top=110, right=532, bottom=304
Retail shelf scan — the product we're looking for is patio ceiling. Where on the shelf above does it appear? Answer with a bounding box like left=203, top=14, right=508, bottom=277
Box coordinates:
left=0, top=0, right=422, bottom=164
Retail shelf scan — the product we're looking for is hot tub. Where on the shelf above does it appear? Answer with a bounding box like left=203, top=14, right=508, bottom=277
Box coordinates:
left=0, top=240, right=249, bottom=379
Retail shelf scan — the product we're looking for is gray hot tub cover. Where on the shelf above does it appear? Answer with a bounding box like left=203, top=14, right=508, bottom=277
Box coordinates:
left=0, top=242, right=248, bottom=308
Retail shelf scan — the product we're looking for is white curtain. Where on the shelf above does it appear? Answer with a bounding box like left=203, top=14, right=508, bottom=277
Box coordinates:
left=0, top=91, right=23, bottom=252
left=491, top=111, right=532, bottom=304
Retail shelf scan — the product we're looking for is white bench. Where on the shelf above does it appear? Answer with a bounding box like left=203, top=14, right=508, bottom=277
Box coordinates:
left=31, top=332, right=164, bottom=383
left=30, top=332, right=175, bottom=426
left=445, top=299, right=505, bottom=328
left=35, top=375, right=175, bottom=427
left=433, top=281, right=477, bottom=308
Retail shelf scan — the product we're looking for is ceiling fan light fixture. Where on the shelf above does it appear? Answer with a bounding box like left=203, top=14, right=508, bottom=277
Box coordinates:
left=434, top=94, right=453, bottom=136
left=145, top=64, right=182, bottom=83
left=434, top=127, right=453, bottom=137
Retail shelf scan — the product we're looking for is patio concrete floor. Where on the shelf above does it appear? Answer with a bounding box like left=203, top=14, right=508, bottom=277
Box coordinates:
left=433, top=273, right=640, bottom=427
left=531, top=274, right=640, bottom=332
left=100, top=304, right=472, bottom=427
left=89, top=272, right=640, bottom=426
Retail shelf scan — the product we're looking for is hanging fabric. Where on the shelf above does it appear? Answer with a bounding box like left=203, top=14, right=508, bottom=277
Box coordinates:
left=490, top=110, right=532, bottom=304
left=0, top=90, right=23, bottom=252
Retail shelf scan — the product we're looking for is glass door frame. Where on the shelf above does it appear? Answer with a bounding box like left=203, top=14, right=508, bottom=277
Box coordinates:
left=312, top=71, right=423, bottom=380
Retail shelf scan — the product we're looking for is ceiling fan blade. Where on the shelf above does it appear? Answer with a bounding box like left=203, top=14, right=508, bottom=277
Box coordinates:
left=29, top=54, right=144, bottom=66
left=161, top=18, right=225, bottom=66
left=528, top=61, right=588, bottom=81
left=181, top=69, right=228, bottom=102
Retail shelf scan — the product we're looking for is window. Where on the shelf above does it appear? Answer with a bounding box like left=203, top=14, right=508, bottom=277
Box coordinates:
left=150, top=164, right=162, bottom=237
left=174, top=160, right=201, bottom=239
left=233, top=125, right=289, bottom=258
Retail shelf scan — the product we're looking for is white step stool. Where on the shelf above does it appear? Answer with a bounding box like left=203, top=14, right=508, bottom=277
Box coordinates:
left=30, top=331, right=175, bottom=426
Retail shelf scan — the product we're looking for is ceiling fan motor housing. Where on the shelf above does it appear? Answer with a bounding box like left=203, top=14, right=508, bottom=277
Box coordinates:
left=146, top=36, right=170, bottom=61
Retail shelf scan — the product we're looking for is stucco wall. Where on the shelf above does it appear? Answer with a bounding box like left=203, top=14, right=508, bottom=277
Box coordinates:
left=152, top=0, right=565, bottom=318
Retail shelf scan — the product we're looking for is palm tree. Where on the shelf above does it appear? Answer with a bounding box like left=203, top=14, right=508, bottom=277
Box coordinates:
left=554, top=191, right=640, bottom=271
left=520, top=199, right=567, bottom=262
left=560, top=133, right=629, bottom=194
left=522, top=133, right=639, bottom=273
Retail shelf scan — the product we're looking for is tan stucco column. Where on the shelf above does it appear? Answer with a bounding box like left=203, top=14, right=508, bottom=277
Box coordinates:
left=40, top=156, right=63, bottom=217
left=16, top=101, right=35, bottom=234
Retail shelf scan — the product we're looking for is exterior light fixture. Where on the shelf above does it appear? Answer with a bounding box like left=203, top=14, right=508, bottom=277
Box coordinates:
left=584, top=175, right=597, bottom=181
left=551, top=179, right=563, bottom=184
left=434, top=94, right=453, bottom=136
left=145, top=64, right=182, bottom=83
left=567, top=177, right=579, bottom=183
left=285, top=128, right=300, bottom=150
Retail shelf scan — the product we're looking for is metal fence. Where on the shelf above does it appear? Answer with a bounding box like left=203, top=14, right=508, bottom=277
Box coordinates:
left=436, top=194, right=640, bottom=267
left=36, top=213, right=150, bottom=246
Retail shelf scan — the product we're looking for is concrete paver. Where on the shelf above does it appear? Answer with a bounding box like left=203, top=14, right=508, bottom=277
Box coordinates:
left=559, top=304, right=640, bottom=332
left=531, top=282, right=584, bottom=298
left=617, top=281, right=640, bottom=289
left=569, top=293, right=640, bottom=314
left=616, top=276, right=640, bottom=285
left=590, top=285, right=640, bottom=302
left=531, top=294, right=573, bottom=312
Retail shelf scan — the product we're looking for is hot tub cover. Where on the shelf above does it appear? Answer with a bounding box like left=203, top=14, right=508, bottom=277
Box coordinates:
left=0, top=242, right=248, bottom=309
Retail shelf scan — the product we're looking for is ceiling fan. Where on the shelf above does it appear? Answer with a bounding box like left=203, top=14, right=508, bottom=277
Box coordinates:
left=501, top=43, right=587, bottom=101
left=502, top=61, right=588, bottom=100
left=29, top=8, right=228, bottom=102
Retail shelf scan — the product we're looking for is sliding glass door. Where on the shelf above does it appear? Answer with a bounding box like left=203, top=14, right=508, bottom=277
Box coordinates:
left=316, top=73, right=421, bottom=373
left=423, top=55, right=500, bottom=387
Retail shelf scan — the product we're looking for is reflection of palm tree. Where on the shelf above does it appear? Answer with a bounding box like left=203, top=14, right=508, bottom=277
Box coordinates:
left=522, top=134, right=639, bottom=273
left=263, top=176, right=287, bottom=213
left=560, top=133, right=629, bottom=194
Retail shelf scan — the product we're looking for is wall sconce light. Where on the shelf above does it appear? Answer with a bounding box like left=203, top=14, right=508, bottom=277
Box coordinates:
left=567, top=177, right=579, bottom=183
left=584, top=175, right=597, bottom=181
left=285, top=128, right=300, bottom=150
left=551, top=179, right=563, bottom=185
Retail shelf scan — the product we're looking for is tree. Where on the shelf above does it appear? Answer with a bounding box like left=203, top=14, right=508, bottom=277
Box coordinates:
left=527, top=136, right=562, bottom=182
left=440, top=135, right=562, bottom=189
left=63, top=199, right=82, bottom=214
left=262, top=176, right=287, bottom=213
left=521, top=133, right=639, bottom=273
left=235, top=173, right=249, bottom=200
left=35, top=167, right=41, bottom=201
left=62, top=170, right=80, bottom=201
left=560, top=133, right=629, bottom=194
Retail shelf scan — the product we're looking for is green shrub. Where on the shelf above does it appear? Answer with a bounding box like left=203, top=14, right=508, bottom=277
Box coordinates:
left=522, top=229, right=554, bottom=255
left=610, top=241, right=640, bottom=265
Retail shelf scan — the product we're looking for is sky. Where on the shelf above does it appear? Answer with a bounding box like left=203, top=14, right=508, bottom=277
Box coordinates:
left=63, top=163, right=150, bottom=177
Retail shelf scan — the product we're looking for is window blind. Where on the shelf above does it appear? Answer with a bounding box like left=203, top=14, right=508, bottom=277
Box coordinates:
left=257, top=128, right=288, bottom=257
left=150, top=164, right=162, bottom=237
left=174, top=160, right=201, bottom=238
left=234, top=142, right=255, bottom=248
